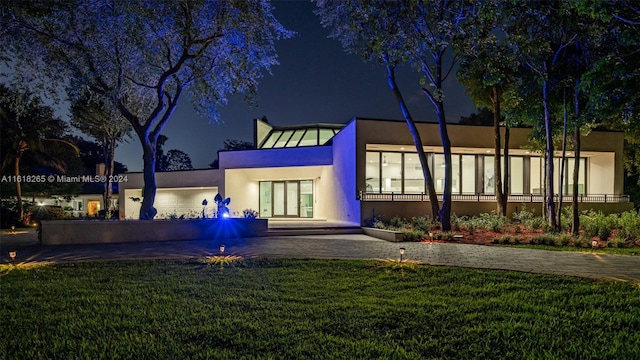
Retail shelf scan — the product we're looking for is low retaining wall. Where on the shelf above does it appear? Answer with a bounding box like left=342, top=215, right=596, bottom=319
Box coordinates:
left=362, top=227, right=404, bottom=242
left=41, top=219, right=268, bottom=245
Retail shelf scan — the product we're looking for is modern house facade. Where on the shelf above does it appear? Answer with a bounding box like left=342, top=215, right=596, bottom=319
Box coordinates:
left=119, top=118, right=633, bottom=223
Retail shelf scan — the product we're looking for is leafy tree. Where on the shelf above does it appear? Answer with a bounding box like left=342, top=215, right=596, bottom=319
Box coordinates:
left=71, top=136, right=128, bottom=176
left=457, top=1, right=520, bottom=216
left=71, top=93, right=132, bottom=212
left=583, top=1, right=640, bottom=208
left=2, top=0, right=292, bottom=219
left=0, top=85, right=79, bottom=222
left=500, top=0, right=584, bottom=229
left=209, top=139, right=255, bottom=169
left=316, top=0, right=476, bottom=231
left=164, top=150, right=193, bottom=171
left=154, top=135, right=193, bottom=172
left=458, top=108, right=493, bottom=126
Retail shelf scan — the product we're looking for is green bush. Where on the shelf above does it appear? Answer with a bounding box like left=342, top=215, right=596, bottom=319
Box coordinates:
left=532, top=234, right=557, bottom=246
left=617, top=210, right=640, bottom=241
left=432, top=231, right=456, bottom=241
left=512, top=204, right=536, bottom=223
left=388, top=216, right=406, bottom=229
left=411, top=216, right=436, bottom=232
left=401, top=229, right=426, bottom=242
left=465, top=211, right=508, bottom=232
left=581, top=211, right=616, bottom=241
left=494, top=235, right=523, bottom=245
left=29, top=205, right=67, bottom=221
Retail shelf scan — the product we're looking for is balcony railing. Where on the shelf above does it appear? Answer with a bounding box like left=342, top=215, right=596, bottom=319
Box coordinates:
left=358, top=191, right=630, bottom=203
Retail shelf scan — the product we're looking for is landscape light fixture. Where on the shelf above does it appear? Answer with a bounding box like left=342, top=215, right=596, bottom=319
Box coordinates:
left=9, top=251, right=16, bottom=265
left=399, top=248, right=406, bottom=262
left=11, top=225, right=15, bottom=234
left=219, top=245, right=225, bottom=255
left=591, top=240, right=598, bottom=252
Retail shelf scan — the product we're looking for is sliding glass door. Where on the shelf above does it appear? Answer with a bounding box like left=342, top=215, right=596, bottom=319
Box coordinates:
left=260, top=180, right=313, bottom=218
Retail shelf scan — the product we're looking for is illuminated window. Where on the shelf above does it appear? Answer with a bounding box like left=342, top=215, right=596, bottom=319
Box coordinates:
left=366, top=152, right=380, bottom=192
left=403, top=153, right=424, bottom=193
left=381, top=153, right=402, bottom=193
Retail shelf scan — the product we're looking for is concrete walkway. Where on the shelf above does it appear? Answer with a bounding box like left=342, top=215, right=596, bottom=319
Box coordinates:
left=2, top=231, right=640, bottom=283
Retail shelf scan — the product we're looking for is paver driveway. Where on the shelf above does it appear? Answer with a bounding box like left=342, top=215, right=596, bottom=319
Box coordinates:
left=2, top=233, right=640, bottom=283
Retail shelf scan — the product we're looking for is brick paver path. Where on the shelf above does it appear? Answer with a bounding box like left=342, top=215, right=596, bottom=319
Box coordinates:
left=2, top=233, right=640, bottom=283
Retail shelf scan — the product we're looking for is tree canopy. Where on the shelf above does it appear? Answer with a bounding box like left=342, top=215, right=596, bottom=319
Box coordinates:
left=1, top=0, right=293, bottom=219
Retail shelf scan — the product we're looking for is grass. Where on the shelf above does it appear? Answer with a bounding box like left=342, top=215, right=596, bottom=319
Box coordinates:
left=2, top=259, right=640, bottom=359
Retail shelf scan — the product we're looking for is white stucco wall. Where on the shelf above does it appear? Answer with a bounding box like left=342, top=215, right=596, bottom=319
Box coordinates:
left=123, top=187, right=219, bottom=220
left=588, top=153, right=615, bottom=194
left=329, top=120, right=360, bottom=224
left=118, top=169, right=222, bottom=219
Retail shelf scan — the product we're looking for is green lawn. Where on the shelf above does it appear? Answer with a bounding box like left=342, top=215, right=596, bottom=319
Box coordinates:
left=2, top=259, right=639, bottom=359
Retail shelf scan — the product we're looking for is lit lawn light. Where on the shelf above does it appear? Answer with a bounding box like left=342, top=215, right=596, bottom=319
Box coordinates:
left=219, top=245, right=225, bottom=255
left=399, top=247, right=406, bottom=262
left=9, top=251, right=17, bottom=266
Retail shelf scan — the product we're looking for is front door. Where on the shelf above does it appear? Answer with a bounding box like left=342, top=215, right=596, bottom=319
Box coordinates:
left=260, top=180, right=312, bottom=218
left=273, top=181, right=298, bottom=217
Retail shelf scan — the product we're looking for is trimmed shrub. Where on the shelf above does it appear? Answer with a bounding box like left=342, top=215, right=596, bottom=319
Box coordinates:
left=617, top=210, right=640, bottom=241
left=411, top=216, right=436, bottom=232
left=581, top=211, right=616, bottom=241
left=402, top=229, right=426, bottom=242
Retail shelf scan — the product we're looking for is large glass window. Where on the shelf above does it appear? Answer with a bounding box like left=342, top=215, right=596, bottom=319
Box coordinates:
left=300, top=180, right=313, bottom=218
left=286, top=181, right=298, bottom=216
left=381, top=152, right=402, bottom=193
left=274, top=130, right=293, bottom=148
left=286, top=130, right=304, bottom=147
left=366, top=152, right=380, bottom=192
left=319, top=129, right=334, bottom=145
left=261, top=131, right=280, bottom=148
left=484, top=156, right=495, bottom=194
left=259, top=181, right=272, bottom=217
left=510, top=157, right=524, bottom=194
left=461, top=155, right=475, bottom=194
left=433, top=154, right=461, bottom=194
left=403, top=153, right=424, bottom=193
left=566, top=158, right=586, bottom=195
left=530, top=157, right=542, bottom=194
left=434, top=154, right=446, bottom=193
left=298, top=129, right=318, bottom=146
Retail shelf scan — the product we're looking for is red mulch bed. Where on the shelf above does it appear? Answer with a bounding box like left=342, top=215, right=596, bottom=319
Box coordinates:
left=423, top=226, right=640, bottom=248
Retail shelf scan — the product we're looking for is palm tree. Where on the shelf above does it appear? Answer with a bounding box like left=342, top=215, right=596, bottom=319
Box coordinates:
left=0, top=86, right=79, bottom=222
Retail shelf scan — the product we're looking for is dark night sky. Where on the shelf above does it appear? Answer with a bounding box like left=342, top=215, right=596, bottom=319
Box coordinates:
left=111, top=1, right=478, bottom=171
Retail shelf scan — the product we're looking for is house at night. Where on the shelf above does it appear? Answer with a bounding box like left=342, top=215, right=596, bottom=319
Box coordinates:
left=119, top=118, right=633, bottom=223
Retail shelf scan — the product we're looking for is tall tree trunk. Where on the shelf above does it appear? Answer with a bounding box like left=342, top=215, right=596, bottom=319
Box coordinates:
left=503, top=120, right=510, bottom=216
left=139, top=140, right=158, bottom=220
left=558, top=89, right=568, bottom=230
left=492, top=86, right=506, bottom=216
left=435, top=100, right=453, bottom=231
left=543, top=77, right=557, bottom=228
left=384, top=61, right=440, bottom=221
left=14, top=153, right=23, bottom=222
left=103, top=137, right=115, bottom=214
left=572, top=82, right=581, bottom=236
